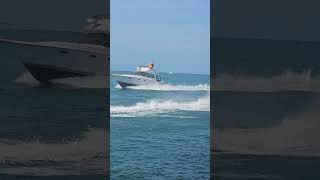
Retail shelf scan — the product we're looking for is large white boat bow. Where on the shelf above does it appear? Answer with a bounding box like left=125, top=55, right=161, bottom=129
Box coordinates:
left=0, top=15, right=109, bottom=84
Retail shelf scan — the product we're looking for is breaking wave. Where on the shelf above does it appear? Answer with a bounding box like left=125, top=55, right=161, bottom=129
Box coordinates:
left=117, top=83, right=209, bottom=91
left=111, top=94, right=210, bottom=117
left=0, top=129, right=108, bottom=176
left=213, top=100, right=320, bottom=156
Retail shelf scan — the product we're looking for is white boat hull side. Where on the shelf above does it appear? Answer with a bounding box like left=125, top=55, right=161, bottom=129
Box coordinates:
left=0, top=39, right=109, bottom=76
left=113, top=74, right=160, bottom=88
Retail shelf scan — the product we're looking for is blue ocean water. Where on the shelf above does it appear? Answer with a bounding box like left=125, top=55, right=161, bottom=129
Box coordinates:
left=110, top=72, right=210, bottom=179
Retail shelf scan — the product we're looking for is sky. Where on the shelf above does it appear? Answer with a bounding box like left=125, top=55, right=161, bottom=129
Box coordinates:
left=111, top=0, right=210, bottom=74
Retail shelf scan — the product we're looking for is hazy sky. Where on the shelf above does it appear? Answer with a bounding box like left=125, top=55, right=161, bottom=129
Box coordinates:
left=111, top=0, right=210, bottom=74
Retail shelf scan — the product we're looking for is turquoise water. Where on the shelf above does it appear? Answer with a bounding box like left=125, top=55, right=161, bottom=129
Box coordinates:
left=110, top=72, right=210, bottom=179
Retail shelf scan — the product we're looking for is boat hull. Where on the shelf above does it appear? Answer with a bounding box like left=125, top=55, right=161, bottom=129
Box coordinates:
left=22, top=62, right=93, bottom=82
left=113, top=74, right=160, bottom=88
left=0, top=39, right=109, bottom=83
left=117, top=81, right=138, bottom=88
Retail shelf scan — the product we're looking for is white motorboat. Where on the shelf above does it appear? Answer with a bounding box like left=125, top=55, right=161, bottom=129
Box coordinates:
left=0, top=15, right=109, bottom=83
left=113, top=63, right=161, bottom=88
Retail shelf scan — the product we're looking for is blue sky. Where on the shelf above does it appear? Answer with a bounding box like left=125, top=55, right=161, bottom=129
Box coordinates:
left=111, top=0, right=210, bottom=74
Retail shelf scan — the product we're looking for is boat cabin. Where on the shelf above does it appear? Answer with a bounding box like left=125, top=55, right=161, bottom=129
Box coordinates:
left=135, top=63, right=160, bottom=81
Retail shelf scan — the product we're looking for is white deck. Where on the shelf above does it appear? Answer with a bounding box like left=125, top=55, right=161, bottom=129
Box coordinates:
left=0, top=38, right=108, bottom=55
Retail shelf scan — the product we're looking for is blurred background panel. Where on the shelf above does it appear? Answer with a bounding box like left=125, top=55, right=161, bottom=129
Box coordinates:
left=212, top=0, right=320, bottom=179
left=0, top=0, right=109, bottom=179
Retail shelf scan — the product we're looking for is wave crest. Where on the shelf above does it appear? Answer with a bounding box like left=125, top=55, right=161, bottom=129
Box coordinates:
left=214, top=70, right=320, bottom=92
left=111, top=94, right=210, bottom=117
left=117, top=83, right=209, bottom=91
left=213, top=102, right=320, bottom=156
left=0, top=129, right=108, bottom=175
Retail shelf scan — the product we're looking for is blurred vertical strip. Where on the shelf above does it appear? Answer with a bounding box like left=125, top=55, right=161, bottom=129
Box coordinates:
left=0, top=0, right=110, bottom=179
left=212, top=0, right=320, bottom=179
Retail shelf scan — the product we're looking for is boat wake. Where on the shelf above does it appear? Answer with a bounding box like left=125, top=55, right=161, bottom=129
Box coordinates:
left=213, top=100, right=320, bottom=156
left=214, top=70, right=320, bottom=92
left=111, top=94, right=209, bottom=117
left=14, top=71, right=39, bottom=86
left=116, top=83, right=209, bottom=91
left=0, top=129, right=108, bottom=176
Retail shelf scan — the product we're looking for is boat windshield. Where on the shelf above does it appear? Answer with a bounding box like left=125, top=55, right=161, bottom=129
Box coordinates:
left=135, top=72, right=154, bottom=78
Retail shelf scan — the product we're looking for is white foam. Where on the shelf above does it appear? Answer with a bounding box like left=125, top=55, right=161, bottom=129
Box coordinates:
left=111, top=94, right=210, bottom=117
left=214, top=70, right=320, bottom=92
left=0, top=129, right=108, bottom=175
left=123, top=83, right=210, bottom=91
left=14, top=71, right=39, bottom=86
left=115, top=83, right=122, bottom=89
left=213, top=100, right=320, bottom=156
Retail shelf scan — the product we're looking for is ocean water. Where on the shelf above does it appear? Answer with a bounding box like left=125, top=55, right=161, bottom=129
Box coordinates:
left=110, top=72, right=210, bottom=179
left=212, top=38, right=320, bottom=179
left=0, top=30, right=108, bottom=179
